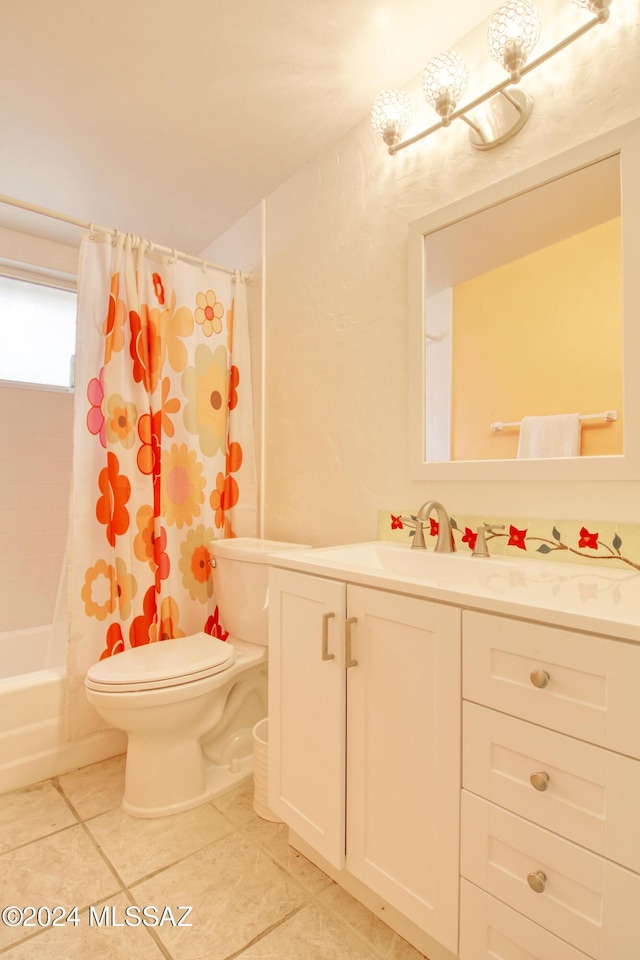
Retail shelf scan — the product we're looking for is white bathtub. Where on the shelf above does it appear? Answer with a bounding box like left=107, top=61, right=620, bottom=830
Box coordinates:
left=0, top=625, right=126, bottom=795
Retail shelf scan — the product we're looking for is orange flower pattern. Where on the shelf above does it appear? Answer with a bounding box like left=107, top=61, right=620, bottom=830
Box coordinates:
left=195, top=290, right=224, bottom=337
left=78, top=264, right=249, bottom=665
left=210, top=441, right=242, bottom=531
left=96, top=453, right=131, bottom=546
left=179, top=525, right=214, bottom=603
left=103, top=274, right=127, bottom=364
left=100, top=623, right=125, bottom=660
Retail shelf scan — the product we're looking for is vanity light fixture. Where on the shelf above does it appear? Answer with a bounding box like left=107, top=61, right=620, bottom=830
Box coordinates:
left=371, top=0, right=613, bottom=153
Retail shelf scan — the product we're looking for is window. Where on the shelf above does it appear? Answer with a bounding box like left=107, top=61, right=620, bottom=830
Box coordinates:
left=0, top=273, right=77, bottom=390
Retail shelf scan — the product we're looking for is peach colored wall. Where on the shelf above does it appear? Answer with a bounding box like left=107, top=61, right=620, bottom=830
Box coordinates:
left=451, top=218, right=622, bottom=460
left=261, top=0, right=640, bottom=548
left=0, top=229, right=78, bottom=632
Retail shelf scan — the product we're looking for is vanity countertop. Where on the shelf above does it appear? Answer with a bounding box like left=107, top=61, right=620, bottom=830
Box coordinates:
left=268, top=541, right=640, bottom=643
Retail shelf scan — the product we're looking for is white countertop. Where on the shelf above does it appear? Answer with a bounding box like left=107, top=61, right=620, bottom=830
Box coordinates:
left=268, top=541, right=640, bottom=643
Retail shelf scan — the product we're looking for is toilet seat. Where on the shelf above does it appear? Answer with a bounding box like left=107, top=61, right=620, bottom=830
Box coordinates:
left=85, top=633, right=236, bottom=693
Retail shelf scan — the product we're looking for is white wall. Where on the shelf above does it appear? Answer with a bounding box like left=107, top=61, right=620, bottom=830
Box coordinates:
left=0, top=229, right=79, bottom=630
left=261, top=0, right=640, bottom=547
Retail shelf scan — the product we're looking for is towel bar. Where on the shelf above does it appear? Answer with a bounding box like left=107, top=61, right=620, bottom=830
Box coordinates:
left=490, top=410, right=617, bottom=432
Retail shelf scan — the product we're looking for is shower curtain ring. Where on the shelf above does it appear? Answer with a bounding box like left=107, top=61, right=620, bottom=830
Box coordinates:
left=88, top=222, right=95, bottom=240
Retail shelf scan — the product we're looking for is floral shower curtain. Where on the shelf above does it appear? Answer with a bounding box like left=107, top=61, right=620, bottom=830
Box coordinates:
left=66, top=231, right=257, bottom=738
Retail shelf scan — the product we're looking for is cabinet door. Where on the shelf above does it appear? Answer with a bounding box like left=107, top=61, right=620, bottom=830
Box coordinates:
left=268, top=567, right=346, bottom=868
left=345, top=585, right=461, bottom=951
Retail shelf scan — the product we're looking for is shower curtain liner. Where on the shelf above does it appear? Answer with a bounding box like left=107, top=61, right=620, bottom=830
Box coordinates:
left=61, top=231, right=257, bottom=739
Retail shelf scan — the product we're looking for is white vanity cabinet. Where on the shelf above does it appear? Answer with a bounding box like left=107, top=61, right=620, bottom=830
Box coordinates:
left=268, top=567, right=462, bottom=952
left=460, top=610, right=640, bottom=960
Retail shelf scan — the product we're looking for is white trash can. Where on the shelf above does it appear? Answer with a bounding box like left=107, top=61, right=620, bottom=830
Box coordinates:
left=252, top=718, right=282, bottom=822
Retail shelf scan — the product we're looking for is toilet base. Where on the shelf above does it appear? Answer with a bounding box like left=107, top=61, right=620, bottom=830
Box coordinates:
left=121, top=741, right=256, bottom=818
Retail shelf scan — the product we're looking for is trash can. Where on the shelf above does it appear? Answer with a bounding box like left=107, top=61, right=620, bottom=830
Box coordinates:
left=252, top=718, right=282, bottom=822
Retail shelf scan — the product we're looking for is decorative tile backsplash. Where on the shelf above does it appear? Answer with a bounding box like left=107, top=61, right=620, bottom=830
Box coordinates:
left=378, top=511, right=640, bottom=573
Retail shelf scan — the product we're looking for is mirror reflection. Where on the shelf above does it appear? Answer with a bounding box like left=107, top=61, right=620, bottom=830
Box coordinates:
left=423, top=154, right=622, bottom=462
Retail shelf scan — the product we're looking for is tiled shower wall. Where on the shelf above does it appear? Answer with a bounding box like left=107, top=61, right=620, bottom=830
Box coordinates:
left=0, top=383, right=73, bottom=631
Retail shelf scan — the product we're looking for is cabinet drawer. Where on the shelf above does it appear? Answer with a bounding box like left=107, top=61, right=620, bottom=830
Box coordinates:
left=463, top=702, right=640, bottom=873
left=462, top=610, right=640, bottom=758
left=460, top=878, right=592, bottom=960
left=461, top=791, right=640, bottom=960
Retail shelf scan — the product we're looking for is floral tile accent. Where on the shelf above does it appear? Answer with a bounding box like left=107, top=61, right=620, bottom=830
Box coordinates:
left=379, top=511, right=640, bottom=572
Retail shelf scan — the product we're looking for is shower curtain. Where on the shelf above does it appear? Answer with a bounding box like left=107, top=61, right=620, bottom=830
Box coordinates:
left=65, top=232, right=257, bottom=738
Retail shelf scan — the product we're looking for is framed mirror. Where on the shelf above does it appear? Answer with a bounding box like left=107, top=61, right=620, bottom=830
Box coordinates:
left=408, top=119, right=640, bottom=481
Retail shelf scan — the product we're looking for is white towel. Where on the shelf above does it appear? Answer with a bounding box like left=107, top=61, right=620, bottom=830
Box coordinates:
left=517, top=414, right=581, bottom=459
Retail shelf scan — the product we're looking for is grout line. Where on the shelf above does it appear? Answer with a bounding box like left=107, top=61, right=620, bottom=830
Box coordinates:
left=123, top=821, right=241, bottom=889
left=221, top=902, right=310, bottom=960
left=1, top=773, right=420, bottom=960
left=121, top=889, right=175, bottom=960
left=50, top=779, right=128, bottom=893
left=308, top=891, right=396, bottom=960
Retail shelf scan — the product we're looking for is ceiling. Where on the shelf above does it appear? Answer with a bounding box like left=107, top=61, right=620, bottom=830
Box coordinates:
left=1, top=0, right=499, bottom=254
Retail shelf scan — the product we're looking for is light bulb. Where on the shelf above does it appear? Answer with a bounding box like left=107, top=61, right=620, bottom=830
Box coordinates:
left=488, top=0, right=541, bottom=81
left=571, top=0, right=612, bottom=21
left=371, top=90, right=412, bottom=148
left=422, top=52, right=468, bottom=125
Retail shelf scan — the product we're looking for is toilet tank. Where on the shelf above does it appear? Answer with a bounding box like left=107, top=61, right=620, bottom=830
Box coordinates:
left=209, top=538, right=308, bottom=645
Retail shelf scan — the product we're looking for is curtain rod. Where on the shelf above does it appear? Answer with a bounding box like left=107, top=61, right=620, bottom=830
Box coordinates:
left=0, top=192, right=243, bottom=279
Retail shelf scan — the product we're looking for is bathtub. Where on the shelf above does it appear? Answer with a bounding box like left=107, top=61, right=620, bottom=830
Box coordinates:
left=0, top=625, right=126, bottom=795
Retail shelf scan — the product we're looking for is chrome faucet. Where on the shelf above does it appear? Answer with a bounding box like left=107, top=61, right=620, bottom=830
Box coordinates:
left=411, top=500, right=455, bottom=552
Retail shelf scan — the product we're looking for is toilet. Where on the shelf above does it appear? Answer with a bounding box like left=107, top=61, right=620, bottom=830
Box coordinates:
left=84, top=537, right=303, bottom=818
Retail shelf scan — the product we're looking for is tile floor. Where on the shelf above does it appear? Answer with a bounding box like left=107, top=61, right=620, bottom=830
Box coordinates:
left=0, top=756, right=428, bottom=959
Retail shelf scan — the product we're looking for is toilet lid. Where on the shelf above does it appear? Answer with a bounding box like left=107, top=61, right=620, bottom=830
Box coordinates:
left=85, top=633, right=236, bottom=692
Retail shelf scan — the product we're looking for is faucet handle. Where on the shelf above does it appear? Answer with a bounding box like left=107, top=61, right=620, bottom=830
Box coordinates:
left=472, top=523, right=505, bottom=558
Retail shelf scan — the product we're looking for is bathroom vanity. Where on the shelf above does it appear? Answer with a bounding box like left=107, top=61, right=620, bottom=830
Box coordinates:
left=266, top=543, right=640, bottom=960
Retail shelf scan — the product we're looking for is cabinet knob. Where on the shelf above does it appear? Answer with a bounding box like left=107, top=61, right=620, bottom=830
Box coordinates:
left=530, top=771, right=550, bottom=792
left=527, top=870, right=547, bottom=894
left=530, top=669, right=550, bottom=689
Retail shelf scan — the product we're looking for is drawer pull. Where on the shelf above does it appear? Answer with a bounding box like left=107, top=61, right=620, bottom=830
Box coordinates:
left=527, top=871, right=547, bottom=894
left=321, top=613, right=335, bottom=661
left=530, top=771, right=550, bottom=792
left=530, top=669, right=550, bottom=689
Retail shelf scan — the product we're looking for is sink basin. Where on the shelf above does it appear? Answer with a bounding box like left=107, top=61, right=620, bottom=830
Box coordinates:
left=274, top=540, right=524, bottom=580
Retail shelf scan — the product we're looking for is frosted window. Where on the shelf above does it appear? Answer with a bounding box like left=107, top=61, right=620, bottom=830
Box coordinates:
left=0, top=275, right=76, bottom=389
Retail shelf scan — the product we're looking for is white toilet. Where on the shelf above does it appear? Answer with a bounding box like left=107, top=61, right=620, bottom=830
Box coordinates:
left=85, top=537, right=302, bottom=818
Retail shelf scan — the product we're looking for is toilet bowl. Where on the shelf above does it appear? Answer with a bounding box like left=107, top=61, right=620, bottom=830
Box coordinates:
left=84, top=537, right=304, bottom=818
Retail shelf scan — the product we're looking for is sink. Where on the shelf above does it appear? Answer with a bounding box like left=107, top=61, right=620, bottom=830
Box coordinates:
left=270, top=538, right=640, bottom=593
left=267, top=540, right=640, bottom=642
left=270, top=540, right=526, bottom=587
left=308, top=541, right=519, bottom=576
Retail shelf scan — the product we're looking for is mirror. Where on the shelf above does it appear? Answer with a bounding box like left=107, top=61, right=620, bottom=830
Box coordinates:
left=408, top=120, right=640, bottom=482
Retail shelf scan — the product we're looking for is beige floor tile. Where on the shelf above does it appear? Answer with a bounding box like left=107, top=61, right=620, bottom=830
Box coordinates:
left=1, top=893, right=166, bottom=960
left=130, top=830, right=309, bottom=960
left=0, top=781, right=77, bottom=854
left=243, top=818, right=333, bottom=895
left=84, top=800, right=236, bottom=886
left=235, top=900, right=380, bottom=959
left=58, top=754, right=126, bottom=820
left=0, top=824, right=120, bottom=950
left=211, top=777, right=260, bottom=827
left=316, top=884, right=428, bottom=960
